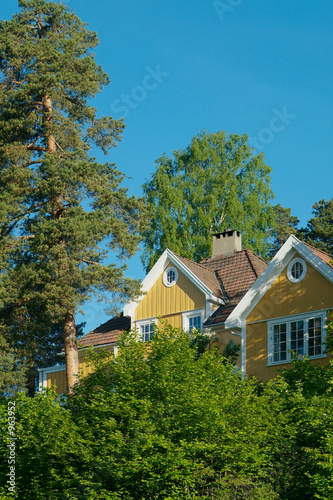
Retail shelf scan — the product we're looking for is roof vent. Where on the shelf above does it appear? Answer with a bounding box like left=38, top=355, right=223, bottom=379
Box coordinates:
left=212, top=230, right=242, bottom=257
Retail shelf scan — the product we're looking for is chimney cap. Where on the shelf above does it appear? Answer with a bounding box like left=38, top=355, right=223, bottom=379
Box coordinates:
left=212, top=230, right=242, bottom=257
left=212, top=229, right=241, bottom=238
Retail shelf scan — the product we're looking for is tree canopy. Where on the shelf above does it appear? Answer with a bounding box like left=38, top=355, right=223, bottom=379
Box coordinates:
left=1, top=322, right=333, bottom=498
left=142, top=130, right=274, bottom=271
left=298, top=199, right=333, bottom=256
left=0, top=0, right=144, bottom=392
left=268, top=203, right=299, bottom=259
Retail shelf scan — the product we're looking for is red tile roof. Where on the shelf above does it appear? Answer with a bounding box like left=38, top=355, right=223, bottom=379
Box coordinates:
left=77, top=315, right=130, bottom=348
left=175, top=253, right=224, bottom=299
left=200, top=250, right=268, bottom=325
left=302, top=242, right=333, bottom=268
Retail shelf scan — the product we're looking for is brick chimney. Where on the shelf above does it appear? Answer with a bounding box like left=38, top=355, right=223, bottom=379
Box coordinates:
left=212, top=230, right=242, bottom=257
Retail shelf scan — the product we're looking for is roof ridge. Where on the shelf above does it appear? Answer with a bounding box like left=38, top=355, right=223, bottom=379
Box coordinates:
left=200, top=249, right=248, bottom=264
left=245, top=249, right=268, bottom=277
left=214, top=270, right=230, bottom=303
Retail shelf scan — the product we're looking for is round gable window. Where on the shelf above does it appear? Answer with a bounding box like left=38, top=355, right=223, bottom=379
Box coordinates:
left=163, top=266, right=178, bottom=287
left=287, top=258, right=307, bottom=283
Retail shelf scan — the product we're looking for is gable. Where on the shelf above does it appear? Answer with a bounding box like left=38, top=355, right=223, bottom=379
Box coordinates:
left=135, top=264, right=206, bottom=321
left=248, top=252, right=333, bottom=322
left=225, top=236, right=333, bottom=328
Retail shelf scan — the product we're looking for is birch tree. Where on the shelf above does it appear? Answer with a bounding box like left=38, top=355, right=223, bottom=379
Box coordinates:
left=142, top=130, right=274, bottom=270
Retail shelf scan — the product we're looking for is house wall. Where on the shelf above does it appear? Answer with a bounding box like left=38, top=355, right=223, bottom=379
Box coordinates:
left=45, top=346, right=115, bottom=393
left=135, top=265, right=206, bottom=323
left=248, top=253, right=333, bottom=323
left=246, top=253, right=333, bottom=382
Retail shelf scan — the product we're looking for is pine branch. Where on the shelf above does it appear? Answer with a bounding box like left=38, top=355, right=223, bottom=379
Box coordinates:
left=82, top=259, right=101, bottom=266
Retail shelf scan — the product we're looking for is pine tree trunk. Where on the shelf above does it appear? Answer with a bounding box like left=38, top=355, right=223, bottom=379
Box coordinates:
left=43, top=94, right=80, bottom=394
left=63, top=309, right=79, bottom=393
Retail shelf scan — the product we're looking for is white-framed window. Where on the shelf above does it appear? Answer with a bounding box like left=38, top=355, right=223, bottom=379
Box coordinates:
left=182, top=309, right=204, bottom=334
left=163, top=266, right=178, bottom=287
left=268, top=312, right=326, bottom=365
left=136, top=318, right=158, bottom=342
left=287, top=258, right=307, bottom=283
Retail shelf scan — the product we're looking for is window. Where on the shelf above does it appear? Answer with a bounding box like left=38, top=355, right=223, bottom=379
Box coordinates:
left=287, top=258, right=307, bottom=283
left=182, top=309, right=204, bottom=334
left=163, top=266, right=178, bottom=287
left=136, top=319, right=157, bottom=342
left=268, top=312, right=326, bottom=365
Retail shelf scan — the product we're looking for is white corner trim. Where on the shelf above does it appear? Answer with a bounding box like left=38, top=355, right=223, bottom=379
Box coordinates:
left=38, top=364, right=66, bottom=390
left=241, top=322, right=246, bottom=377
left=123, top=248, right=225, bottom=322
left=225, top=235, right=333, bottom=328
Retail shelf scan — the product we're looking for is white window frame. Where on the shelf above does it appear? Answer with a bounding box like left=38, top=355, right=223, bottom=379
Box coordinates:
left=267, top=311, right=327, bottom=366
left=182, top=308, right=204, bottom=334
left=136, top=318, right=158, bottom=342
left=287, top=257, right=307, bottom=283
left=163, top=266, right=178, bottom=287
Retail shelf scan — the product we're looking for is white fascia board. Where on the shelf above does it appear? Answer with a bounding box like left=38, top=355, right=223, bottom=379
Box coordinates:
left=123, top=249, right=224, bottom=321
left=123, top=249, right=170, bottom=321
left=37, top=364, right=66, bottom=374
left=169, top=251, right=224, bottom=304
left=77, top=342, right=117, bottom=352
left=225, top=235, right=333, bottom=328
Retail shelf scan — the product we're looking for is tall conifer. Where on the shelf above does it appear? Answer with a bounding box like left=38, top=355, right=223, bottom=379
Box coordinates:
left=0, top=0, right=144, bottom=392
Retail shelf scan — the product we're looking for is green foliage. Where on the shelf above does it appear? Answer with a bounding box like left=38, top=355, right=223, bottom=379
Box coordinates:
left=0, top=333, right=26, bottom=397
left=0, top=325, right=333, bottom=498
left=0, top=0, right=145, bottom=391
left=268, top=203, right=299, bottom=259
left=222, top=339, right=241, bottom=365
left=142, top=130, right=274, bottom=270
left=298, top=198, right=333, bottom=255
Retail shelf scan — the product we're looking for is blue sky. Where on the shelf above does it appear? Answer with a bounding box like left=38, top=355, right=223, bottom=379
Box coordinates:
left=3, top=1, right=333, bottom=333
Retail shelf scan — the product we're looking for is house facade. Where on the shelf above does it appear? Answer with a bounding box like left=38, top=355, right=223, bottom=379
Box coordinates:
left=39, top=231, right=333, bottom=392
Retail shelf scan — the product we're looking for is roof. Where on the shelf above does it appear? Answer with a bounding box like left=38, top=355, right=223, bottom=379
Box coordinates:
left=200, top=250, right=268, bottom=325
left=302, top=242, right=333, bottom=268
left=225, top=235, right=333, bottom=329
left=175, top=253, right=224, bottom=299
left=77, top=315, right=130, bottom=348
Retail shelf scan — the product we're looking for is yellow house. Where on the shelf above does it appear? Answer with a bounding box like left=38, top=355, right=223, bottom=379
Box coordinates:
left=39, top=231, right=333, bottom=392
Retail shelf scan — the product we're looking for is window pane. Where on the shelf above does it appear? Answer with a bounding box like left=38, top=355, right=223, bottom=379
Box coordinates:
left=292, top=262, right=303, bottom=280
left=189, top=315, right=201, bottom=332
left=140, top=323, right=155, bottom=342
left=273, top=323, right=288, bottom=362
left=290, top=321, right=304, bottom=356
left=308, top=317, right=322, bottom=356
left=167, top=270, right=175, bottom=284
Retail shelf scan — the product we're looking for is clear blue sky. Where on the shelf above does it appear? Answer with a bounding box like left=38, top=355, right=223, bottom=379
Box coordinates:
left=3, top=1, right=333, bottom=333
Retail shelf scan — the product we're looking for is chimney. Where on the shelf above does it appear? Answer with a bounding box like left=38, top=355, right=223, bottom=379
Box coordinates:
left=212, top=230, right=242, bottom=257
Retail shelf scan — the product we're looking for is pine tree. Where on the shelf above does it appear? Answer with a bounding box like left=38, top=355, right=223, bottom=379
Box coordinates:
left=268, top=204, right=299, bottom=259
left=298, top=199, right=333, bottom=256
left=142, top=130, right=274, bottom=270
left=0, top=0, right=144, bottom=393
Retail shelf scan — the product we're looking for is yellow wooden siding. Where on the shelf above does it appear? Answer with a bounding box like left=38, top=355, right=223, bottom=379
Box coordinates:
left=135, top=265, right=206, bottom=321
left=46, top=346, right=115, bottom=393
left=246, top=321, right=331, bottom=382
left=46, top=369, right=67, bottom=393
left=246, top=254, right=333, bottom=381
left=248, top=253, right=333, bottom=323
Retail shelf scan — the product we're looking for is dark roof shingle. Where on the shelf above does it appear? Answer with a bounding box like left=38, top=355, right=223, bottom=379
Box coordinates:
left=78, top=315, right=130, bottom=348
left=200, top=250, right=268, bottom=325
